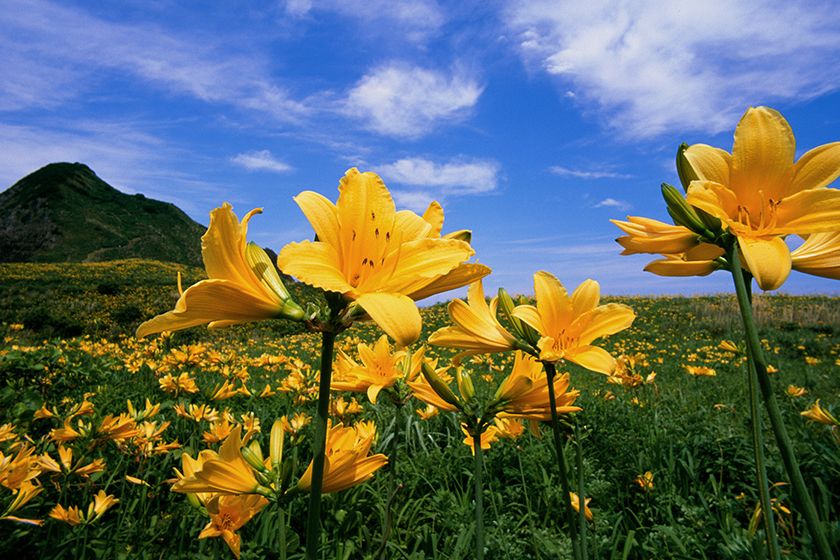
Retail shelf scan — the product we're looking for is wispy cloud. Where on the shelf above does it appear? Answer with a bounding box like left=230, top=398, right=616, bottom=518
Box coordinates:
left=231, top=150, right=293, bottom=173
left=594, top=198, right=631, bottom=211
left=507, top=0, right=840, bottom=137
left=345, top=63, right=483, bottom=138
left=377, top=157, right=499, bottom=194
left=549, top=165, right=632, bottom=179
left=0, top=0, right=307, bottom=121
left=281, top=0, right=444, bottom=42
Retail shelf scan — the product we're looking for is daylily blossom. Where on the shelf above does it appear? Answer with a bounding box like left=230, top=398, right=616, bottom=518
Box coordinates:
left=199, top=494, right=268, bottom=559
left=137, top=203, right=304, bottom=338
left=569, top=492, right=593, bottom=522
left=173, top=427, right=265, bottom=496
left=494, top=351, right=581, bottom=421
left=278, top=168, right=488, bottom=346
left=428, top=280, right=518, bottom=360
left=296, top=421, right=388, bottom=494
left=461, top=424, right=500, bottom=454
left=511, top=272, right=635, bottom=374
left=331, top=336, right=425, bottom=403
left=801, top=400, right=839, bottom=426
left=683, top=106, right=840, bottom=290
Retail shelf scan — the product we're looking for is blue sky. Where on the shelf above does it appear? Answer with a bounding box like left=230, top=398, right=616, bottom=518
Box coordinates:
left=2, top=0, right=840, bottom=298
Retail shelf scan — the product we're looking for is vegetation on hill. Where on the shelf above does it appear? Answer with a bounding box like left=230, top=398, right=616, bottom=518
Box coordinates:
left=0, top=163, right=206, bottom=266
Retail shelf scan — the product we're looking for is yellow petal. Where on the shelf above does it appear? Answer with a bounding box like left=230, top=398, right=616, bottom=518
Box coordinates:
left=686, top=182, right=740, bottom=223
left=277, top=240, right=354, bottom=294
left=511, top=304, right=543, bottom=333
left=577, top=304, right=635, bottom=346
left=407, top=263, right=491, bottom=302
left=773, top=187, right=840, bottom=234
left=731, top=106, right=795, bottom=203
left=566, top=345, right=617, bottom=375
left=792, top=141, right=840, bottom=193
left=422, top=201, right=445, bottom=236
left=738, top=236, right=791, bottom=291
left=571, top=280, right=600, bottom=317
left=644, top=258, right=719, bottom=277
left=394, top=209, right=433, bottom=241
left=370, top=238, right=473, bottom=294
left=684, top=144, right=731, bottom=185
left=356, top=292, right=422, bottom=347
left=367, top=385, right=384, bottom=404
left=294, top=191, right=341, bottom=248
left=202, top=204, right=261, bottom=289
left=791, top=232, right=840, bottom=280
left=136, top=279, right=281, bottom=338
left=534, top=271, right=571, bottom=335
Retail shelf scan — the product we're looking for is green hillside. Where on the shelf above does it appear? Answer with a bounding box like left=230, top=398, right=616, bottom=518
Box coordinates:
left=0, top=162, right=205, bottom=266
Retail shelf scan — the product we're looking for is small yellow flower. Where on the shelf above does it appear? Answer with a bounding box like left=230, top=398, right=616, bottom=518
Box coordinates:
left=569, top=492, right=593, bottom=522
left=494, top=351, right=581, bottom=421
left=173, top=427, right=264, bottom=495
left=635, top=471, right=654, bottom=491
left=49, top=504, right=83, bottom=526
left=198, top=494, right=269, bottom=559
left=801, top=400, right=839, bottom=426
left=461, top=424, right=500, bottom=454
left=685, top=365, right=716, bottom=377
left=786, top=385, right=807, bottom=398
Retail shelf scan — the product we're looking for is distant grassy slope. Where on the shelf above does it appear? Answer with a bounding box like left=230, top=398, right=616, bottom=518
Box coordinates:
left=0, top=162, right=205, bottom=266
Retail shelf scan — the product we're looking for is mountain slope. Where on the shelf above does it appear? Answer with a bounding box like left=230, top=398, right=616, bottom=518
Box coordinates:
left=0, top=162, right=205, bottom=266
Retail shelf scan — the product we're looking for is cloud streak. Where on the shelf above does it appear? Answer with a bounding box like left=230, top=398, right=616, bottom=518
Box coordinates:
left=549, top=165, right=632, bottom=179
left=231, top=150, right=293, bottom=173
left=507, top=0, right=840, bottom=137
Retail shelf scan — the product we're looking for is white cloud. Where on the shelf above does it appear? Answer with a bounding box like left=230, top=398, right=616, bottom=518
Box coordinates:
left=376, top=157, right=499, bottom=195
left=0, top=0, right=307, bottom=121
left=594, top=198, right=631, bottom=211
left=549, top=165, right=632, bottom=179
left=231, top=150, right=292, bottom=173
left=345, top=63, right=483, bottom=138
left=507, top=0, right=840, bottom=137
left=391, top=190, right=436, bottom=213
left=282, top=0, right=444, bottom=42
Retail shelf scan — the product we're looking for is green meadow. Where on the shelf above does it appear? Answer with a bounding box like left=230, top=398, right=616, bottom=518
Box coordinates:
left=1, top=261, right=838, bottom=559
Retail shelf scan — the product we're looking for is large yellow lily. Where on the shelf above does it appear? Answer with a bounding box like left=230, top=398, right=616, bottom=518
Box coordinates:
left=511, top=272, right=635, bottom=374
left=684, top=106, right=840, bottom=290
left=277, top=168, right=489, bottom=346
left=137, top=203, right=303, bottom=338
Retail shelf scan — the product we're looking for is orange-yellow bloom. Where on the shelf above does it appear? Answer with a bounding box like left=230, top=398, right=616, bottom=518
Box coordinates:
left=198, top=494, right=269, bottom=559
left=173, top=427, right=264, bottom=495
left=569, top=492, right=593, bottom=522
left=137, top=203, right=304, bottom=338
left=331, top=336, right=426, bottom=403
left=635, top=471, right=654, bottom=491
left=685, top=365, right=717, bottom=377
left=494, top=351, right=581, bottom=421
left=296, top=421, right=388, bottom=494
left=511, top=272, right=634, bottom=373
left=278, top=168, right=488, bottom=346
left=801, top=400, right=839, bottom=426
left=428, top=280, right=518, bottom=360
left=461, top=424, right=500, bottom=454
left=684, top=106, right=840, bottom=290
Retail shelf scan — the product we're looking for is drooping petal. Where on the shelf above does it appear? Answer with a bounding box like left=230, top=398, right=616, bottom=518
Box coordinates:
left=565, top=345, right=617, bottom=375
left=356, top=292, right=422, bottom=347
left=738, top=236, right=791, bottom=291
left=730, top=106, right=796, bottom=203
left=511, top=304, right=543, bottom=333
left=294, top=191, right=341, bottom=248
left=792, top=141, right=840, bottom=193
left=533, top=271, right=571, bottom=335
left=644, top=257, right=719, bottom=277
left=407, top=263, right=491, bottom=302
left=277, top=240, right=355, bottom=294
left=136, top=280, right=283, bottom=338
left=684, top=144, right=731, bottom=185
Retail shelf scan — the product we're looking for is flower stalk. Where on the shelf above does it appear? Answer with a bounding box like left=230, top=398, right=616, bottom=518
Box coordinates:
left=472, top=424, right=486, bottom=560
left=544, top=362, right=581, bottom=560
left=728, top=244, right=834, bottom=560
left=574, top=417, right=588, bottom=560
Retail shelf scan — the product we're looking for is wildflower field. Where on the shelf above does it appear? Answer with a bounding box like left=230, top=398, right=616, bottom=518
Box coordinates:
left=1, top=259, right=838, bottom=559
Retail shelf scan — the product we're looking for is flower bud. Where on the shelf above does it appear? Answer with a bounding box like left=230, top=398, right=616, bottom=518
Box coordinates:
left=270, top=419, right=285, bottom=468
left=455, top=368, right=475, bottom=401
left=421, top=362, right=461, bottom=408
left=498, top=288, right=541, bottom=347
left=241, top=443, right=269, bottom=473
left=661, top=183, right=711, bottom=237
left=676, top=143, right=698, bottom=192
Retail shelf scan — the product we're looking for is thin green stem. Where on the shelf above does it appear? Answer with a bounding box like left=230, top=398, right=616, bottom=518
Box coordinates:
left=748, top=354, right=781, bottom=560
left=377, top=404, right=402, bottom=560
left=305, top=329, right=337, bottom=560
left=574, top=417, right=589, bottom=560
left=544, top=362, right=581, bottom=560
left=728, top=245, right=834, bottom=560
left=473, top=426, right=485, bottom=560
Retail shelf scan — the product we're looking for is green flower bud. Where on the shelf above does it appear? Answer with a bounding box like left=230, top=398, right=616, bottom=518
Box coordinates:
left=661, top=183, right=711, bottom=237
left=421, top=362, right=461, bottom=408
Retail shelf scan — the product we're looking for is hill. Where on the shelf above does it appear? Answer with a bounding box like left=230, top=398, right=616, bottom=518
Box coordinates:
left=0, top=162, right=205, bottom=266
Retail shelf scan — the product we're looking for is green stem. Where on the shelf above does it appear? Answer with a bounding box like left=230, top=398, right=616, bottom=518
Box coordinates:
left=748, top=354, right=782, bottom=560
left=544, top=362, right=581, bottom=560
left=377, top=404, right=402, bottom=560
left=728, top=245, right=834, bottom=560
left=305, top=329, right=337, bottom=560
left=574, top=417, right=588, bottom=560
left=473, top=426, right=485, bottom=560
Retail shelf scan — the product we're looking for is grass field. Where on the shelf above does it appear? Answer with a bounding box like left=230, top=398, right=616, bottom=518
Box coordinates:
left=1, top=261, right=839, bottom=559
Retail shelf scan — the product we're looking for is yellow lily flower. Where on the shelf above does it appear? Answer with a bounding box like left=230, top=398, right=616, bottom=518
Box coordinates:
left=511, top=272, right=635, bottom=373
left=48, top=504, right=83, bottom=526
left=172, top=427, right=263, bottom=495
left=801, top=400, right=839, bottom=426
left=428, top=279, right=518, bottom=360
left=137, top=203, right=304, bottom=338
left=296, top=421, right=388, bottom=494
left=461, top=424, right=500, bottom=454
left=198, top=494, right=269, bottom=559
left=684, top=106, right=840, bottom=290
left=494, top=351, right=581, bottom=421
left=569, top=492, right=593, bottom=522
left=331, top=336, right=425, bottom=403
left=791, top=231, right=840, bottom=280
left=277, top=168, right=487, bottom=346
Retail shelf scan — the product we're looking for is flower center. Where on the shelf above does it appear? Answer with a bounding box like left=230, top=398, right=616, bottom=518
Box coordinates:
left=733, top=191, right=780, bottom=236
